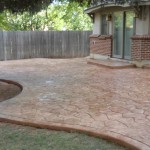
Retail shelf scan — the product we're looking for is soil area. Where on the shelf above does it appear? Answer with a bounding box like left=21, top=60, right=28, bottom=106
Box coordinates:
left=0, top=81, right=21, bottom=102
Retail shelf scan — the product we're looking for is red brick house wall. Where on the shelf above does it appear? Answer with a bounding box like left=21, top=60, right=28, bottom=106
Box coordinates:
left=131, top=35, right=150, bottom=61
left=89, top=35, right=112, bottom=57
left=89, top=35, right=150, bottom=61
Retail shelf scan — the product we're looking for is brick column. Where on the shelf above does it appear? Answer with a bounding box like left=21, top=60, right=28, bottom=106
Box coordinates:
left=89, top=35, right=112, bottom=57
left=131, top=35, right=150, bottom=61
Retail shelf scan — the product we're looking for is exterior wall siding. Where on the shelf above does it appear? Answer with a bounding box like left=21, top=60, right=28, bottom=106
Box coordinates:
left=135, top=6, right=150, bottom=35
left=93, top=13, right=101, bottom=34
left=131, top=35, right=150, bottom=60
left=89, top=35, right=112, bottom=56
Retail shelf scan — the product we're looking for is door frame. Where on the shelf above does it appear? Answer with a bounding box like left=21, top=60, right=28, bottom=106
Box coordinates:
left=112, top=11, right=135, bottom=60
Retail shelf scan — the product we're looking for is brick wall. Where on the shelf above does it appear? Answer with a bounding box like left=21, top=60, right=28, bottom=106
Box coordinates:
left=89, top=35, right=112, bottom=56
left=131, top=35, right=150, bottom=61
left=90, top=35, right=150, bottom=61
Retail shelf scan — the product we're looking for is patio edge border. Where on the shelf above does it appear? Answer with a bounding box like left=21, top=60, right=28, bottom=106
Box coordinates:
left=0, top=117, right=141, bottom=150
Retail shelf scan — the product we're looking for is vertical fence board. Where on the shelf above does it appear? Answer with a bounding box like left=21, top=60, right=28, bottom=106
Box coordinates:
left=12, top=31, right=17, bottom=60
left=0, top=32, right=4, bottom=61
left=61, top=31, right=68, bottom=58
left=0, top=31, right=92, bottom=60
left=4, top=31, right=11, bottom=60
left=48, top=31, right=54, bottom=58
left=66, top=31, right=71, bottom=58
left=41, top=31, right=47, bottom=58
left=77, top=31, right=82, bottom=57
left=85, top=31, right=91, bottom=56
left=68, top=31, right=74, bottom=58
left=23, top=31, right=29, bottom=59
left=54, top=31, right=62, bottom=58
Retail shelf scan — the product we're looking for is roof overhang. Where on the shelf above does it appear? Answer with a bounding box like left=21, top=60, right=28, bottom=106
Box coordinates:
left=85, top=4, right=130, bottom=14
left=85, top=1, right=150, bottom=14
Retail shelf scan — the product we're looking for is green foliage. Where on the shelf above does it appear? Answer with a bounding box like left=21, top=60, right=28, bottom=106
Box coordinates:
left=60, top=2, right=92, bottom=30
left=0, top=2, right=92, bottom=31
left=0, top=0, right=91, bottom=13
left=0, top=0, right=51, bottom=13
left=0, top=13, right=12, bottom=30
left=114, top=12, right=134, bottom=28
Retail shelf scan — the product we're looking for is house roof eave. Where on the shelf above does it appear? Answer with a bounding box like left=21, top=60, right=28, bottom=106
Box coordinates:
left=85, top=1, right=150, bottom=14
left=84, top=3, right=130, bottom=14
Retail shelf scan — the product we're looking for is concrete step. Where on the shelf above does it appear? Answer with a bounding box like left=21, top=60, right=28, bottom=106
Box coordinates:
left=87, top=59, right=136, bottom=69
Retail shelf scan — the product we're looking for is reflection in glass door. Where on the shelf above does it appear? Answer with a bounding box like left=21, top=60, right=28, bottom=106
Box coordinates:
left=113, top=12, right=123, bottom=58
left=113, top=11, right=134, bottom=59
left=124, top=12, right=134, bottom=59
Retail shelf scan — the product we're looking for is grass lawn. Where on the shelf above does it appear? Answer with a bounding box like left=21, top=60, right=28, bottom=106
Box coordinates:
left=0, top=122, right=130, bottom=150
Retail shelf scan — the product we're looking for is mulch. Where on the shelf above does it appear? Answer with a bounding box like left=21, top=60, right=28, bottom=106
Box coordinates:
left=0, top=81, right=21, bottom=102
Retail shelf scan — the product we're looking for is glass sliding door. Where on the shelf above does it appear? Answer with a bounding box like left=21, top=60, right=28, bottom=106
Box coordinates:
left=113, top=11, right=134, bottom=60
left=113, top=12, right=124, bottom=58
left=124, top=11, right=134, bottom=59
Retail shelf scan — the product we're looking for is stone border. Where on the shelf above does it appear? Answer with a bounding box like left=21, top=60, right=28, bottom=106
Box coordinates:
left=0, top=79, right=23, bottom=101
left=0, top=79, right=23, bottom=91
left=0, top=117, right=140, bottom=150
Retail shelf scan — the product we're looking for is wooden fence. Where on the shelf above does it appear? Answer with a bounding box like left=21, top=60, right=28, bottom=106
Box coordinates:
left=0, top=31, right=92, bottom=60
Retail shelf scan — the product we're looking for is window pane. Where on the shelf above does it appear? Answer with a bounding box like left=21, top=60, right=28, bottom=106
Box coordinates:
left=101, top=15, right=107, bottom=35
left=124, top=11, right=134, bottom=59
left=113, top=12, right=123, bottom=57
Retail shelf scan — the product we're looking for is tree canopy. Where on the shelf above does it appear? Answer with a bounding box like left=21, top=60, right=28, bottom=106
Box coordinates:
left=0, top=2, right=92, bottom=31
left=0, top=0, right=51, bottom=13
left=0, top=0, right=142, bottom=13
left=0, top=0, right=91, bottom=13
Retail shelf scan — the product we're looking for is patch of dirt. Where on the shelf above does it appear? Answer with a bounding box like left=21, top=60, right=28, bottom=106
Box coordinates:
left=0, top=81, right=22, bottom=102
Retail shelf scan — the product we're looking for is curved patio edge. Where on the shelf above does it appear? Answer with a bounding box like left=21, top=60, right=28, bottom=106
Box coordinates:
left=0, top=79, right=23, bottom=91
left=0, top=116, right=146, bottom=150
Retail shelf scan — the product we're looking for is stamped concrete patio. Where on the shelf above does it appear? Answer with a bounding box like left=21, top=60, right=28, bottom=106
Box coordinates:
left=0, top=58, right=150, bottom=150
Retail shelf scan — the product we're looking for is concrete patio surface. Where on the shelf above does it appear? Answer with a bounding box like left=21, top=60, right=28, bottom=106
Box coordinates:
left=0, top=58, right=150, bottom=150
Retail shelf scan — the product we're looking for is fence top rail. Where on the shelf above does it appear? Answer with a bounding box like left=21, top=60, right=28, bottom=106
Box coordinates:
left=0, top=30, right=92, bottom=33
